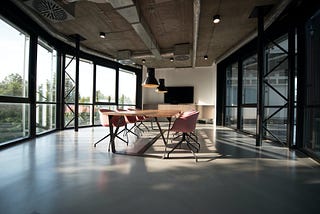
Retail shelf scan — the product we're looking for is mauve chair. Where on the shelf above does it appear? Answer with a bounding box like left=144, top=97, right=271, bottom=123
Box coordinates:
left=116, top=108, right=139, bottom=137
left=94, top=109, right=127, bottom=151
left=166, top=110, right=200, bottom=161
left=127, top=107, right=149, bottom=132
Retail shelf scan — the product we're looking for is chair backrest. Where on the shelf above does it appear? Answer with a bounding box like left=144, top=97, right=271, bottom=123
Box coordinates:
left=170, top=110, right=199, bottom=133
left=127, top=108, right=145, bottom=120
left=179, top=109, right=197, bottom=118
left=116, top=108, right=137, bottom=123
left=99, top=109, right=126, bottom=127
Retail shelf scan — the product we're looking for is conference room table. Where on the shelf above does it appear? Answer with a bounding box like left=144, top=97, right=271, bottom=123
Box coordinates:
left=102, top=109, right=181, bottom=154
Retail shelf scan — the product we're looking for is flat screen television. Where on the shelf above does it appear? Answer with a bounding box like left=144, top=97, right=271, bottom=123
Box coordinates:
left=164, top=86, right=194, bottom=104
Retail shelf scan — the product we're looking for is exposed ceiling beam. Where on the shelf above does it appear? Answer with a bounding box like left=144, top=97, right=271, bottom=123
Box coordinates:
left=110, top=0, right=162, bottom=60
left=192, top=0, right=200, bottom=68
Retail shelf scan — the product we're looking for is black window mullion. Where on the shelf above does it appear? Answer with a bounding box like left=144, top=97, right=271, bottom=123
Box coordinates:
left=29, top=33, right=38, bottom=138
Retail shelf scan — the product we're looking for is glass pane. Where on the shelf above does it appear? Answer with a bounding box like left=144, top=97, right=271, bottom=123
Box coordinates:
left=226, top=63, right=238, bottom=106
left=118, top=69, right=136, bottom=105
left=304, top=11, right=320, bottom=157
left=265, top=35, right=288, bottom=106
left=304, top=108, right=320, bottom=155
left=96, top=65, right=116, bottom=103
left=242, top=55, right=257, bottom=104
left=64, top=56, right=76, bottom=103
left=36, top=104, right=56, bottom=134
left=94, top=105, right=117, bottom=125
left=79, top=105, right=92, bottom=126
left=79, top=60, right=93, bottom=104
left=36, top=42, right=57, bottom=102
left=64, top=104, right=75, bottom=128
left=0, top=19, right=29, bottom=97
left=264, top=107, right=287, bottom=142
left=225, top=107, right=237, bottom=129
left=242, top=107, right=257, bottom=134
left=0, top=103, right=29, bottom=143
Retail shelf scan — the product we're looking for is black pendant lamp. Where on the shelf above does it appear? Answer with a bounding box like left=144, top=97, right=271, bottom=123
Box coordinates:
left=156, top=79, right=168, bottom=93
left=142, top=68, right=159, bottom=88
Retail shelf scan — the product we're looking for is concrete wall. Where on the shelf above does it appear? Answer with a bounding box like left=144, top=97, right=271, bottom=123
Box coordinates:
left=142, top=65, right=216, bottom=106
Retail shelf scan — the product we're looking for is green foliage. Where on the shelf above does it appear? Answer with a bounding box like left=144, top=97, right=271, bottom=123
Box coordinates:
left=0, top=73, right=26, bottom=97
left=0, top=73, right=28, bottom=142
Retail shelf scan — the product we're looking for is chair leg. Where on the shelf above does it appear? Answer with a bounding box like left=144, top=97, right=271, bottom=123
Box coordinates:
left=186, top=141, right=198, bottom=162
left=166, top=133, right=198, bottom=161
left=127, top=124, right=139, bottom=136
left=94, top=133, right=110, bottom=147
left=137, top=121, right=149, bottom=131
left=166, top=138, right=184, bottom=158
left=186, top=133, right=200, bottom=151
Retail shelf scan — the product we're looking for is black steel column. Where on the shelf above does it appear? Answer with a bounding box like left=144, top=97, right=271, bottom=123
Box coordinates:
left=256, top=8, right=265, bottom=146
left=92, top=64, right=96, bottom=125
left=29, top=34, right=37, bottom=138
left=287, top=27, right=295, bottom=148
left=56, top=52, right=63, bottom=130
left=74, top=35, right=80, bottom=132
left=237, top=59, right=243, bottom=130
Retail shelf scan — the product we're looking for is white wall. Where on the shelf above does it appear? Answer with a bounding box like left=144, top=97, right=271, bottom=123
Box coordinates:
left=142, top=64, right=216, bottom=106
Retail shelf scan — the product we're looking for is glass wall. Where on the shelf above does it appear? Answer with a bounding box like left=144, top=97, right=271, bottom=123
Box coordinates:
left=241, top=54, right=257, bottom=134
left=118, top=68, right=136, bottom=109
left=264, top=34, right=289, bottom=142
left=96, top=65, right=116, bottom=103
left=0, top=7, right=141, bottom=146
left=0, top=18, right=30, bottom=144
left=94, top=65, right=117, bottom=125
left=36, top=40, right=57, bottom=134
left=225, top=62, right=238, bottom=128
left=304, top=10, right=320, bottom=157
left=79, top=60, right=93, bottom=126
left=64, top=55, right=76, bottom=128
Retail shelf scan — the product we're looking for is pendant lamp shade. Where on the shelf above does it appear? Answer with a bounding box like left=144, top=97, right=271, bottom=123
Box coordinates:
left=142, top=68, right=159, bottom=88
left=156, top=79, right=168, bottom=93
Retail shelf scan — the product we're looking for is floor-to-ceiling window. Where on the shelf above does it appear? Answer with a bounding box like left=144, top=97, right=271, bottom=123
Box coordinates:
left=304, top=9, right=320, bottom=157
left=0, top=18, right=30, bottom=144
left=36, top=39, right=57, bottom=134
left=264, top=34, right=289, bottom=143
left=63, top=57, right=96, bottom=127
left=118, top=68, right=137, bottom=109
left=225, top=62, right=238, bottom=129
left=94, top=65, right=117, bottom=124
left=78, top=59, right=93, bottom=127
left=64, top=55, right=76, bottom=128
left=0, top=4, right=142, bottom=147
left=241, top=54, right=257, bottom=134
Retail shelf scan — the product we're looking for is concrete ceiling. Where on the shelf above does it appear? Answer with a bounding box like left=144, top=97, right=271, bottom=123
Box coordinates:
left=15, top=0, right=286, bottom=68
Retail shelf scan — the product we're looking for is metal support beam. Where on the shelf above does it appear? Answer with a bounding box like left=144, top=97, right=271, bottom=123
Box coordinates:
left=29, top=34, right=38, bottom=138
left=237, top=59, right=243, bottom=130
left=256, top=7, right=265, bottom=147
left=69, top=34, right=85, bottom=131
left=287, top=27, right=296, bottom=148
left=74, top=35, right=80, bottom=132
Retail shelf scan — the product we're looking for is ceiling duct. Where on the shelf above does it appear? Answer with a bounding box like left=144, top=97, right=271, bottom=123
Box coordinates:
left=174, top=43, right=191, bottom=61
left=117, top=50, right=135, bottom=65
left=109, top=0, right=162, bottom=60
left=25, top=0, right=75, bottom=23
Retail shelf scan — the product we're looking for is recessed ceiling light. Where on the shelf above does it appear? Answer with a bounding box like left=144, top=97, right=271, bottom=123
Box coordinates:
left=99, top=32, right=106, bottom=39
left=213, top=15, right=221, bottom=24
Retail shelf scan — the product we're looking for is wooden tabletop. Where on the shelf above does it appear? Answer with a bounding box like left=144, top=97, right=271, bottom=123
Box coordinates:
left=102, top=109, right=181, bottom=118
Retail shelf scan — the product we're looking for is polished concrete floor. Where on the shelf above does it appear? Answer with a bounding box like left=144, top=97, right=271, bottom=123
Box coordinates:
left=0, top=124, right=320, bottom=214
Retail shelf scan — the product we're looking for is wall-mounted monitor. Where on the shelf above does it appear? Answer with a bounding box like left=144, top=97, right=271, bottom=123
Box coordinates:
left=164, top=86, right=194, bottom=104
